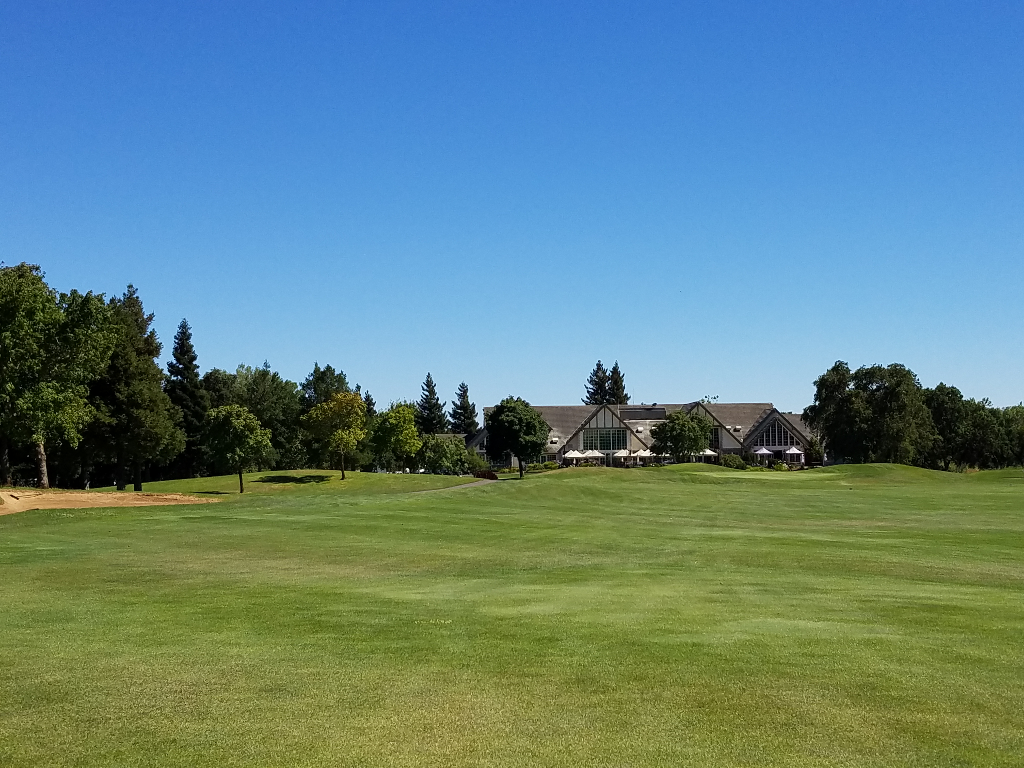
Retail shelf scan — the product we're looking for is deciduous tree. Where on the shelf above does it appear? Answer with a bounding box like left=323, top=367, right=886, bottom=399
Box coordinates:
left=301, top=392, right=366, bottom=479
left=419, top=434, right=471, bottom=475
left=371, top=403, right=422, bottom=471
left=485, top=397, right=549, bottom=478
left=650, top=410, right=713, bottom=463
left=0, top=264, right=114, bottom=488
left=205, top=405, right=273, bottom=493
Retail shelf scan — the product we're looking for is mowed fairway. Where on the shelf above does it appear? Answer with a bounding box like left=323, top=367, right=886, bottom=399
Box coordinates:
left=1, top=466, right=1022, bottom=767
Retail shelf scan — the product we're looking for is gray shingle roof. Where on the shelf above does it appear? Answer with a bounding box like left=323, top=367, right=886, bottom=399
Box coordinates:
left=698, top=403, right=774, bottom=440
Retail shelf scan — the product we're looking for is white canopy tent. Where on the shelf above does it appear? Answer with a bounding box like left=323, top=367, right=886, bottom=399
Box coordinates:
left=564, top=450, right=584, bottom=459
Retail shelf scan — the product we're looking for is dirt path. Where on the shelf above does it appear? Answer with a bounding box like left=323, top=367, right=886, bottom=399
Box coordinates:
left=411, top=478, right=498, bottom=494
left=0, top=490, right=216, bottom=515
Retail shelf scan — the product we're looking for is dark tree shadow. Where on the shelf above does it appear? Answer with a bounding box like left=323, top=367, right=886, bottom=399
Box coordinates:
left=255, top=474, right=333, bottom=485
left=195, top=491, right=231, bottom=495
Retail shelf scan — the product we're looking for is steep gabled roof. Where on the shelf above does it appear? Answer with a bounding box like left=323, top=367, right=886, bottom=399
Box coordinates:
left=698, top=403, right=774, bottom=441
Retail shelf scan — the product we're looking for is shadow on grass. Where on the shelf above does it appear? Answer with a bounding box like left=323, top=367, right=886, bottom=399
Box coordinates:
left=255, top=474, right=333, bottom=485
left=195, top=491, right=231, bottom=495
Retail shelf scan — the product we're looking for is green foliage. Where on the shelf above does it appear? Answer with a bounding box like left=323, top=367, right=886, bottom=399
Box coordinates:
left=608, top=361, right=629, bottom=405
left=582, top=360, right=610, bottom=405
left=419, top=434, right=471, bottom=475
left=200, top=368, right=237, bottom=409
left=464, top=449, right=490, bottom=473
left=485, top=396, right=550, bottom=478
left=0, top=264, right=115, bottom=486
left=719, top=453, right=747, bottom=470
left=232, top=363, right=303, bottom=469
left=299, top=363, right=350, bottom=411
left=164, top=319, right=210, bottom=478
left=448, top=382, right=479, bottom=437
left=371, top=403, right=422, bottom=471
left=415, top=373, right=449, bottom=434
left=650, top=411, right=714, bottom=462
left=301, top=392, right=367, bottom=478
left=204, top=405, right=274, bottom=491
left=804, top=361, right=936, bottom=465
left=772, top=461, right=790, bottom=471
left=85, top=286, right=184, bottom=489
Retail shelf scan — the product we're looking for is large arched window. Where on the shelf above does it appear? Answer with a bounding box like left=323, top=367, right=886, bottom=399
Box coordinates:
left=754, top=421, right=796, bottom=447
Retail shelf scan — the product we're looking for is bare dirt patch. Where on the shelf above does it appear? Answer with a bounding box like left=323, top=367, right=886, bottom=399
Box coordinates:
left=0, top=490, right=217, bottom=515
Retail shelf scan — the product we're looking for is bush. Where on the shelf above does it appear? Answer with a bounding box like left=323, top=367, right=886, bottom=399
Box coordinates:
left=543, top=461, right=559, bottom=470
left=772, top=461, right=789, bottom=471
left=746, top=465, right=770, bottom=472
left=719, top=453, right=747, bottom=470
left=465, top=450, right=490, bottom=473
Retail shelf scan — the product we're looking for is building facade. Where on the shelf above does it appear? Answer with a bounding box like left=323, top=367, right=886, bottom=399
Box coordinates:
left=468, top=402, right=814, bottom=467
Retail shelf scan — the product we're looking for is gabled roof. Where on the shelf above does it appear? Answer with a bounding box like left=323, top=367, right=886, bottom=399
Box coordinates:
left=697, top=403, right=774, bottom=441
left=740, top=408, right=814, bottom=448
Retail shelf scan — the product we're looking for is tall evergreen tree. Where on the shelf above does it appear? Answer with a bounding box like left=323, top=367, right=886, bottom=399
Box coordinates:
left=449, top=382, right=479, bottom=437
left=164, top=319, right=210, bottom=477
left=362, top=390, right=377, bottom=419
left=583, top=360, right=610, bottom=405
left=415, top=373, right=449, bottom=434
left=85, top=286, right=184, bottom=490
left=608, top=361, right=629, bottom=405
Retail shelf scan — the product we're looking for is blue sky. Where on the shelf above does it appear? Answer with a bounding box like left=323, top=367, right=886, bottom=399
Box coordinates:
left=2, top=1, right=1022, bottom=411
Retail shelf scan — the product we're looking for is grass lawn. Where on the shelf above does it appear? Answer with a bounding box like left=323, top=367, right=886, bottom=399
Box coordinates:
left=1, top=464, right=1022, bottom=766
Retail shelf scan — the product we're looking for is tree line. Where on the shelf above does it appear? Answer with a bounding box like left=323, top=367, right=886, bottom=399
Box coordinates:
left=804, top=361, right=1024, bottom=469
left=0, top=264, right=487, bottom=489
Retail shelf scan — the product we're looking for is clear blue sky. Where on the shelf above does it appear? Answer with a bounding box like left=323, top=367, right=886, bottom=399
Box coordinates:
left=2, top=1, right=1021, bottom=411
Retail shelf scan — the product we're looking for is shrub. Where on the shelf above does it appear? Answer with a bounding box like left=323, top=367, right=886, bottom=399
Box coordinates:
left=746, top=465, right=770, bottom=472
left=543, top=461, right=559, bottom=470
left=719, top=453, right=747, bottom=470
left=772, top=461, right=789, bottom=471
left=526, top=463, right=545, bottom=473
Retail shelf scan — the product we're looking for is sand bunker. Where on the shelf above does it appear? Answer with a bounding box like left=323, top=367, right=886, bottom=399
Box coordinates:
left=0, top=490, right=216, bottom=515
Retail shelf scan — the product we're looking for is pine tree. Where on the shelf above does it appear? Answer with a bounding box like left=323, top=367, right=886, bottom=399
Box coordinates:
left=608, top=361, right=629, bottom=405
left=362, top=390, right=377, bottom=419
left=299, top=363, right=350, bottom=411
left=449, top=382, right=479, bottom=437
left=85, top=286, right=184, bottom=490
left=583, top=360, right=610, bottom=405
left=165, top=319, right=210, bottom=477
left=415, top=373, right=449, bottom=434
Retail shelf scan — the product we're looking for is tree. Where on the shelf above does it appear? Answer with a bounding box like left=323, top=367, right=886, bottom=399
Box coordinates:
left=205, top=405, right=273, bottom=492
left=85, top=286, right=185, bottom=491
left=650, top=410, right=713, bottom=463
left=371, top=403, right=422, bottom=471
left=583, top=360, right=610, bottom=405
left=419, top=434, right=471, bottom=475
left=416, top=373, right=449, bottom=434
left=201, top=368, right=238, bottom=409
left=485, top=397, right=549, bottom=478
left=299, top=363, right=350, bottom=411
left=449, top=382, right=479, bottom=437
left=233, top=362, right=303, bottom=469
left=164, top=319, right=210, bottom=478
left=608, top=361, right=629, bottom=405
left=804, top=361, right=935, bottom=465
left=923, top=383, right=967, bottom=470
left=0, top=264, right=114, bottom=488
left=301, top=392, right=366, bottom=479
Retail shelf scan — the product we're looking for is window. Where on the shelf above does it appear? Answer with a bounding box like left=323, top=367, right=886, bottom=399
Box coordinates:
left=709, top=427, right=720, bottom=449
left=582, top=428, right=628, bottom=451
left=754, top=421, right=796, bottom=447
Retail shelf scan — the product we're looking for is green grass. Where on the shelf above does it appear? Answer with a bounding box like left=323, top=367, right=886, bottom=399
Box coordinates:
left=1, top=464, right=1022, bottom=766
left=95, top=468, right=481, bottom=497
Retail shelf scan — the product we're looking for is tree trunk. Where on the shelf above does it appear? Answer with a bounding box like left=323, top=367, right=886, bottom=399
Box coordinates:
left=518, top=456, right=524, bottom=479
left=238, top=470, right=244, bottom=494
left=133, top=461, right=143, bottom=492
left=341, top=450, right=346, bottom=480
left=0, top=437, right=10, bottom=486
left=115, top=453, right=126, bottom=491
left=35, top=440, right=49, bottom=489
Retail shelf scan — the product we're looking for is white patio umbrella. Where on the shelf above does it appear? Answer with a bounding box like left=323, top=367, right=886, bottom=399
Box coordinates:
left=584, top=450, right=604, bottom=459
left=754, top=447, right=773, bottom=456
left=612, top=449, right=630, bottom=457
left=700, top=448, right=717, bottom=456
left=634, top=449, right=653, bottom=457
left=785, top=447, right=803, bottom=455
left=564, top=450, right=584, bottom=459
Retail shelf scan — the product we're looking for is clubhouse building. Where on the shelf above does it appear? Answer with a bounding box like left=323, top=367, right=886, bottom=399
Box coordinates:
left=468, top=402, right=814, bottom=467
